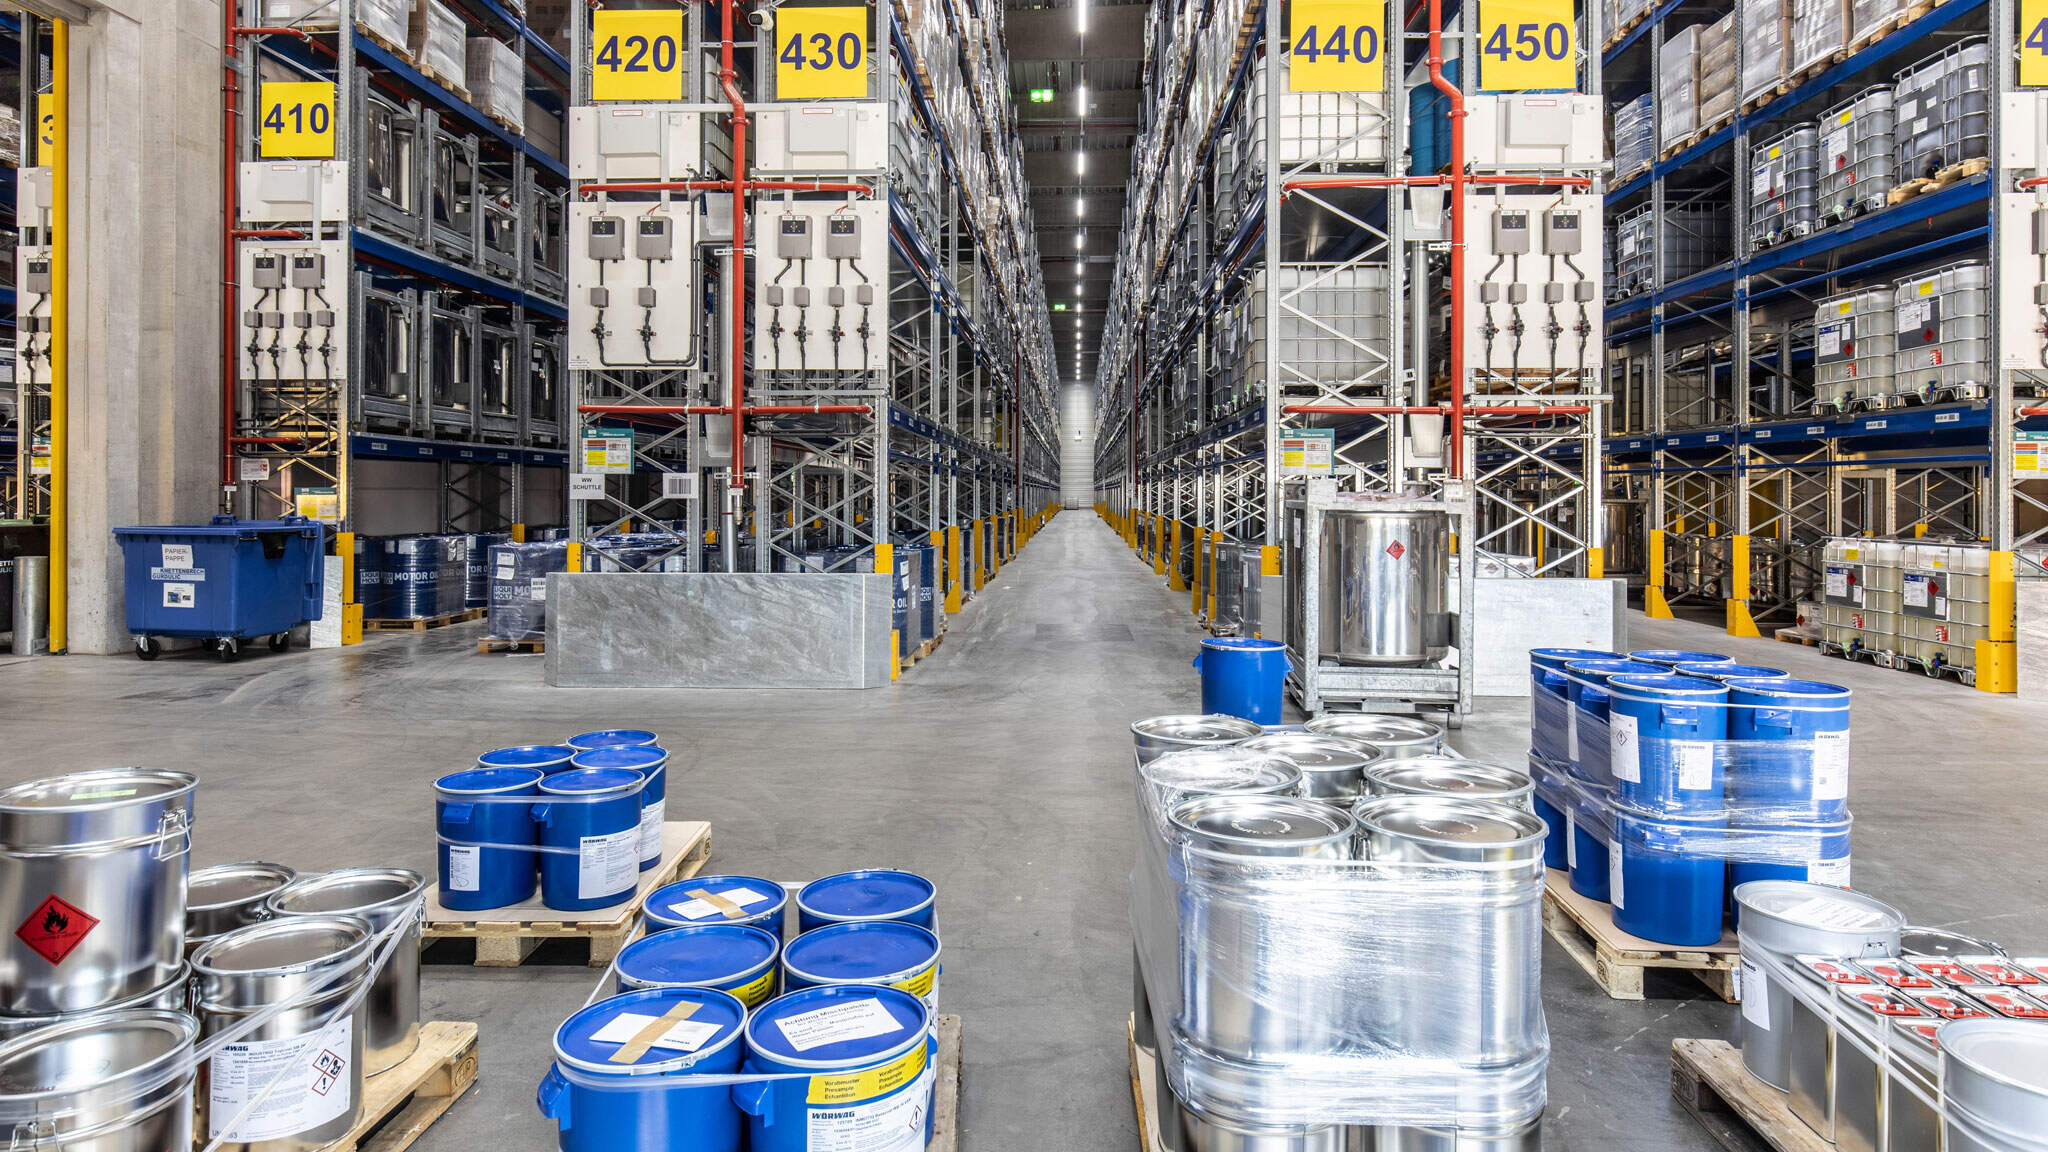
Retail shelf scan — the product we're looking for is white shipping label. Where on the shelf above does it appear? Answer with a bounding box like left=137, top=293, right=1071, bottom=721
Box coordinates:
left=1823, top=127, right=1850, bottom=168
left=1567, top=708, right=1580, bottom=762
left=445, top=845, right=481, bottom=893
left=588, top=1011, right=722, bottom=1053
left=1741, top=957, right=1772, bottom=1029
left=1674, top=741, right=1715, bottom=791
left=1904, top=576, right=1932, bottom=608
left=638, top=798, right=666, bottom=861
left=1566, top=814, right=1577, bottom=869
left=494, top=558, right=516, bottom=575
left=1776, top=895, right=1892, bottom=932
left=1809, top=855, right=1852, bottom=888
left=1608, top=843, right=1625, bottom=910
left=163, top=583, right=197, bottom=608
left=577, top=828, right=640, bottom=901
left=1817, top=323, right=1845, bottom=360
left=529, top=577, right=549, bottom=598
left=1610, top=712, right=1643, bottom=784
left=1752, top=163, right=1771, bottom=197
left=161, top=544, right=194, bottom=569
left=208, top=1016, right=353, bottom=1140
left=1897, top=299, right=1931, bottom=332
left=774, top=998, right=908, bottom=1053
left=668, top=886, right=774, bottom=922
left=805, top=1064, right=934, bottom=1152
left=1812, top=730, right=1851, bottom=800
left=1824, top=568, right=1850, bottom=598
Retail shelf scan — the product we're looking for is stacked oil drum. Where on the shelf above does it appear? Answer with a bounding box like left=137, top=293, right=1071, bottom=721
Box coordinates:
left=0, top=768, right=424, bottom=1150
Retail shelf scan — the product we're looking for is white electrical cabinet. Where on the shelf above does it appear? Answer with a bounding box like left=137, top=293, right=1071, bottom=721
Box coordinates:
left=239, top=160, right=350, bottom=224
left=237, top=240, right=351, bottom=382
left=13, top=167, right=51, bottom=389
left=752, top=103, right=888, bottom=174
left=567, top=200, right=702, bottom=370
left=1461, top=194, right=1604, bottom=377
left=750, top=199, right=888, bottom=372
left=1465, top=95, right=1604, bottom=167
left=569, top=105, right=704, bottom=182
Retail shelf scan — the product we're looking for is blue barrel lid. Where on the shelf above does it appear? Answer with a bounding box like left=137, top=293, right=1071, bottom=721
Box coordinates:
left=1531, top=648, right=1627, bottom=670
left=618, top=923, right=779, bottom=987
left=745, top=985, right=928, bottom=1066
left=1673, top=662, right=1789, bottom=681
left=784, top=921, right=940, bottom=982
left=1200, top=637, right=1284, bottom=651
left=434, top=766, right=544, bottom=794
left=1723, top=677, right=1851, bottom=700
left=477, top=745, right=577, bottom=772
left=539, top=767, right=644, bottom=795
left=571, top=746, right=669, bottom=772
left=568, top=729, right=659, bottom=751
left=647, top=875, right=787, bottom=927
left=1605, top=672, right=1729, bottom=699
left=1629, top=650, right=1733, bottom=666
left=797, top=870, right=936, bottom=923
left=553, top=986, right=745, bottom=1072
left=1562, top=659, right=1650, bottom=681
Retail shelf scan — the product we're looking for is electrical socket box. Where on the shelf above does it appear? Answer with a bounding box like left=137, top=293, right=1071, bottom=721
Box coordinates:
left=239, top=160, right=350, bottom=224
left=752, top=103, right=889, bottom=174
left=1465, top=95, right=1604, bottom=167
left=1998, top=193, right=2048, bottom=372
left=568, top=200, right=702, bottom=370
left=1462, top=194, right=1604, bottom=378
left=12, top=169, right=51, bottom=388
left=569, top=105, right=704, bottom=181
left=751, top=199, right=888, bottom=372
left=2002, top=93, right=2048, bottom=174
left=237, top=240, right=350, bottom=381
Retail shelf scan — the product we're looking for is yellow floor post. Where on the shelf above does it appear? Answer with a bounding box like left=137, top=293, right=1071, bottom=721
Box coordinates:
left=944, top=526, right=963, bottom=613
left=1188, top=527, right=1204, bottom=611
left=1645, top=530, right=1673, bottom=618
left=1167, top=520, right=1186, bottom=589
left=1725, top=535, right=1762, bottom=637
left=566, top=541, right=584, bottom=573
left=1206, top=532, right=1219, bottom=620
left=1586, top=546, right=1604, bottom=578
left=971, top=520, right=986, bottom=591
left=337, top=531, right=363, bottom=645
left=1154, top=518, right=1170, bottom=578
left=876, top=543, right=899, bottom=681
left=1977, top=549, right=2017, bottom=693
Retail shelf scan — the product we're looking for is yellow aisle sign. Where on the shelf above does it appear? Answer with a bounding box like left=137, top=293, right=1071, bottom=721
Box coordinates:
left=1478, top=0, right=1576, bottom=92
left=2025, top=0, right=2048, bottom=87
left=258, top=82, right=337, bottom=158
left=1287, top=0, right=1385, bottom=92
left=775, top=6, right=868, bottom=100
left=591, top=10, right=686, bottom=101
left=35, top=93, right=56, bottom=163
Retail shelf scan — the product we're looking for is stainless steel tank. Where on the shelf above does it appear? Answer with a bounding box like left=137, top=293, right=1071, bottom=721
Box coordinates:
left=187, top=862, right=298, bottom=957
left=0, top=1008, right=199, bottom=1152
left=1178, top=1102, right=1344, bottom=1152
left=1363, top=758, right=1536, bottom=812
left=1318, top=509, right=1451, bottom=666
left=0, top=960, right=190, bottom=1041
left=1131, top=714, right=1265, bottom=767
left=264, top=869, right=425, bottom=1075
left=1237, top=733, right=1383, bottom=800
left=1603, top=501, right=1646, bottom=576
left=1303, top=715, right=1446, bottom=758
left=1939, top=1017, right=2048, bottom=1152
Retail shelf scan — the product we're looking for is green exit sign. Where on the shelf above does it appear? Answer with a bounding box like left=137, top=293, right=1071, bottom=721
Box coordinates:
left=1052, top=302, right=1067, bottom=311
left=1028, top=87, right=1055, bottom=103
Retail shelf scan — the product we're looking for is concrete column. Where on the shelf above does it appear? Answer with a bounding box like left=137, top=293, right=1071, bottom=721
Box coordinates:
left=62, top=0, right=224, bottom=653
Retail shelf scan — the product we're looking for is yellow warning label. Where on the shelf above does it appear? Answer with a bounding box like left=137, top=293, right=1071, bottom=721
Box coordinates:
left=806, top=1040, right=927, bottom=1105
left=728, top=968, right=777, bottom=1008
left=890, top=965, right=936, bottom=1000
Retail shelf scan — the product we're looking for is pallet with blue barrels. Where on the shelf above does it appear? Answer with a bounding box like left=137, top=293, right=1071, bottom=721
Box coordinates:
left=1542, top=869, right=1740, bottom=1003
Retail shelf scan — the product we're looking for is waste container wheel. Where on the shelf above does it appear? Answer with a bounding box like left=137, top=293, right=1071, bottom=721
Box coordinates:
left=216, top=637, right=241, bottom=663
left=135, top=637, right=160, bottom=661
left=268, top=634, right=289, bottom=653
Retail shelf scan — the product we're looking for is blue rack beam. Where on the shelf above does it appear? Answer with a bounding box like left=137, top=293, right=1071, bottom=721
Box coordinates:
left=353, top=228, right=569, bottom=320
left=1601, top=0, right=1684, bottom=67
left=351, top=33, right=567, bottom=180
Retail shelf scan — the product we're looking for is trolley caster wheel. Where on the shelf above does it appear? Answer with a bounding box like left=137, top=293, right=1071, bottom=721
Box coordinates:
left=216, top=638, right=241, bottom=663
left=135, top=638, right=160, bottom=661
left=268, top=633, right=290, bottom=653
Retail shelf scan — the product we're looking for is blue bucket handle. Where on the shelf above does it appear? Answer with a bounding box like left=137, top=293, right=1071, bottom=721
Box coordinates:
left=1753, top=707, right=1796, bottom=730
left=731, top=1075, right=775, bottom=1118
left=1659, top=704, right=1702, bottom=724
left=441, top=803, right=475, bottom=827
left=537, top=1066, right=570, bottom=1124
left=531, top=802, right=552, bottom=827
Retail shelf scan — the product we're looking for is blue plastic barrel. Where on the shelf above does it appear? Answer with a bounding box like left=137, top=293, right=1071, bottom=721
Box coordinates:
left=1193, top=638, right=1292, bottom=725
left=731, top=986, right=936, bottom=1152
left=1567, top=787, right=1613, bottom=902
left=571, top=745, right=668, bottom=870
left=538, top=986, right=746, bottom=1152
left=782, top=921, right=942, bottom=1012
left=434, top=766, right=543, bottom=911
left=1724, top=678, right=1852, bottom=891
left=533, top=768, right=645, bottom=912
left=1629, top=650, right=1733, bottom=668
left=1608, top=673, right=1729, bottom=946
left=1558, top=658, right=1647, bottom=903
left=645, top=875, right=789, bottom=937
left=615, top=923, right=781, bottom=1007
left=567, top=729, right=659, bottom=752
left=796, top=870, right=936, bottom=934
left=478, top=744, right=578, bottom=775
left=1671, top=662, right=1789, bottom=682
left=1529, top=649, right=1627, bottom=765
left=1528, top=754, right=1570, bottom=871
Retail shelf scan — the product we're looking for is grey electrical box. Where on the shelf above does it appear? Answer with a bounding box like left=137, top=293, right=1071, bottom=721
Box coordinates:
left=777, top=216, right=813, bottom=260
left=22, top=259, right=49, bottom=294
left=290, top=253, right=326, bottom=288
left=1492, top=209, right=1531, bottom=255
left=251, top=254, right=285, bottom=289
left=636, top=216, right=674, bottom=260
left=1542, top=210, right=1583, bottom=255
left=826, top=216, right=861, bottom=260
left=588, top=215, right=624, bottom=261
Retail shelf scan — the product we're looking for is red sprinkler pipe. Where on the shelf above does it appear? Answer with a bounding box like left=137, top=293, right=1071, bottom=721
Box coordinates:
left=1427, top=0, right=1467, bottom=477
left=577, top=180, right=872, bottom=196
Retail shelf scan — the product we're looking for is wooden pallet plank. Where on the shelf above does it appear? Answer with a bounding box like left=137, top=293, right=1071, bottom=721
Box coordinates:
left=365, top=608, right=485, bottom=632
left=1671, top=1038, right=1829, bottom=1152
left=1128, top=1017, right=1167, bottom=1152
left=1543, top=869, right=1738, bottom=1002
left=929, top=1014, right=964, bottom=1152
left=329, top=1021, right=479, bottom=1152
left=476, top=636, right=543, bottom=654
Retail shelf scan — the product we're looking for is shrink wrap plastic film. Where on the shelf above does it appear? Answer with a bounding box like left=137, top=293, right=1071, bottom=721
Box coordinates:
left=488, top=541, right=568, bottom=640
left=1129, top=771, right=1549, bottom=1129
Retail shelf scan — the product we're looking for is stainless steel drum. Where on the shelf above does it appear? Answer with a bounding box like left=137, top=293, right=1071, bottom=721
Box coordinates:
left=1132, top=714, right=1265, bottom=766
left=1364, top=758, right=1536, bottom=811
left=0, top=1008, right=199, bottom=1152
left=1237, top=733, right=1383, bottom=800
left=187, top=862, right=297, bottom=955
left=263, top=869, right=425, bottom=1074
left=1938, top=1017, right=2048, bottom=1152
left=1169, top=795, right=1357, bottom=860
left=0, top=768, right=196, bottom=1014
left=1141, top=748, right=1304, bottom=810
left=1318, top=509, right=1450, bottom=666
left=1178, top=1103, right=1344, bottom=1152
left=0, top=960, right=190, bottom=1041
left=1368, top=1122, right=1543, bottom=1151
left=1733, top=881, right=1904, bottom=1091
left=193, top=915, right=374, bottom=1152
left=1351, top=796, right=1547, bottom=866
left=1303, top=715, right=1445, bottom=759
left=1900, top=926, right=2004, bottom=957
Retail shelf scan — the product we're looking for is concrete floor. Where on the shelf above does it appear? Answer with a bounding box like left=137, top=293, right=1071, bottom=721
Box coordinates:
left=1, top=513, right=2044, bottom=1151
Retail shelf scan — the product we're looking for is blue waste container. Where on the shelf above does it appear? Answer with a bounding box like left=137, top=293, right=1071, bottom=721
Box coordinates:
left=112, top=516, right=324, bottom=661
left=1608, top=673, right=1729, bottom=946
left=1194, top=638, right=1291, bottom=724
left=1723, top=678, right=1852, bottom=892
left=1528, top=649, right=1627, bottom=766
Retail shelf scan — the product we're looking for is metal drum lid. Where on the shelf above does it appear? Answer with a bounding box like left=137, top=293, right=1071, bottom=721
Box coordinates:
left=0, top=1008, right=197, bottom=1124
left=1366, top=757, right=1535, bottom=808
left=0, top=768, right=197, bottom=845
left=618, top=923, right=780, bottom=987
left=1141, top=748, right=1303, bottom=805
left=1131, top=714, right=1264, bottom=746
left=1237, top=733, right=1381, bottom=796
left=1302, top=714, right=1444, bottom=753
left=554, top=986, right=746, bottom=1073
left=1168, top=795, right=1356, bottom=857
left=189, top=862, right=297, bottom=940
left=1937, top=1018, right=2048, bottom=1139
left=1732, top=881, right=1904, bottom=958
left=1902, top=926, right=2006, bottom=958
left=1352, top=795, right=1547, bottom=865
left=266, top=868, right=425, bottom=932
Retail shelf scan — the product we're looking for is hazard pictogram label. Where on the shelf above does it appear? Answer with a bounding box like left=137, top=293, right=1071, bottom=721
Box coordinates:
left=1386, top=540, right=1405, bottom=559
left=16, top=895, right=99, bottom=965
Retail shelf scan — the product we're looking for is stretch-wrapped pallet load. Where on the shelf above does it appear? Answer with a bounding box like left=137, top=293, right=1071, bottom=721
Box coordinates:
left=1792, top=0, right=1851, bottom=73
left=1892, top=38, right=1991, bottom=182
left=1698, top=14, right=1736, bottom=131
left=465, top=37, right=524, bottom=132
left=409, top=0, right=466, bottom=94
left=1741, top=0, right=1792, bottom=108
left=1657, top=26, right=1700, bottom=151
left=488, top=541, right=569, bottom=641
left=1613, top=95, right=1656, bottom=177
left=1850, top=0, right=1913, bottom=45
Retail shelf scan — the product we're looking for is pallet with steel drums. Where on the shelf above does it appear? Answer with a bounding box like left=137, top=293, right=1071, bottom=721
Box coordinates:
left=1542, top=869, right=1740, bottom=1002
left=195, top=1021, right=479, bottom=1152
left=1669, top=1038, right=1829, bottom=1152
left=421, top=822, right=711, bottom=967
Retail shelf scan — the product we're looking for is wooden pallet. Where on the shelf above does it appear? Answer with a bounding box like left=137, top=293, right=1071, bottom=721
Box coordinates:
left=1542, top=868, right=1739, bottom=1002
left=916, top=632, right=944, bottom=660
left=293, top=19, right=413, bottom=62
left=1886, top=157, right=1989, bottom=205
left=928, top=1014, right=964, bottom=1152
left=1848, top=1, right=1933, bottom=51
left=422, top=822, right=712, bottom=967
left=366, top=608, right=485, bottom=632
left=1774, top=627, right=1820, bottom=646
left=1128, top=1017, right=1170, bottom=1152
left=1670, top=1038, right=1828, bottom=1152
left=476, top=635, right=543, bottom=654
left=320, top=1021, right=478, bottom=1152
